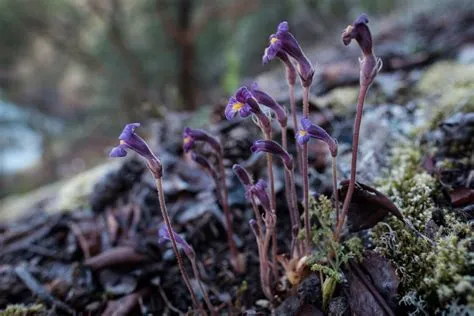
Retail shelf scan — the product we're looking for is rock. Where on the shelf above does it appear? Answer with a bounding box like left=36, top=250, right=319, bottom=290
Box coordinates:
left=274, top=295, right=301, bottom=316
left=297, top=274, right=322, bottom=307
left=328, top=296, right=350, bottom=316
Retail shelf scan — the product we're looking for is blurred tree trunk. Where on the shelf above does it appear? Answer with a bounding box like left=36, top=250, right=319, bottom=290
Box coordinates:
left=177, top=0, right=197, bottom=110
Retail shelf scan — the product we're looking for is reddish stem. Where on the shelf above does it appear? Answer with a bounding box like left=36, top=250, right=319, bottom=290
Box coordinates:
left=217, top=154, right=243, bottom=273
left=334, top=84, right=369, bottom=241
left=155, top=178, right=203, bottom=313
left=302, top=86, right=311, bottom=253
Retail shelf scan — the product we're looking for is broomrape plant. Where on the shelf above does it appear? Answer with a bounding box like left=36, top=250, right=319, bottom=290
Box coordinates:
left=107, top=14, right=423, bottom=314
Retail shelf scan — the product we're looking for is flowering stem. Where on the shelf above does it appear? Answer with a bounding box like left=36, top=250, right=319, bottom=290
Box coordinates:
left=217, top=153, right=242, bottom=273
left=155, top=178, right=203, bottom=314
left=289, top=84, right=302, bottom=173
left=251, top=198, right=264, bottom=237
left=302, top=86, right=311, bottom=253
left=331, top=156, right=340, bottom=223
left=263, top=130, right=277, bottom=277
left=190, top=258, right=216, bottom=316
left=284, top=166, right=301, bottom=256
left=334, top=84, right=369, bottom=241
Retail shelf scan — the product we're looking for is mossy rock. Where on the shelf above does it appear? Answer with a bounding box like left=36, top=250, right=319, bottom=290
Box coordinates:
left=416, top=61, right=474, bottom=128
left=312, top=87, right=359, bottom=115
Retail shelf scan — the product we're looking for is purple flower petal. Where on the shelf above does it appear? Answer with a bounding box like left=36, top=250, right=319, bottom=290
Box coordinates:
left=109, top=145, right=128, bottom=157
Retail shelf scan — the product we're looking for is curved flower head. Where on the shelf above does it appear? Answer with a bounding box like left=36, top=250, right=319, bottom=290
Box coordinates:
left=109, top=123, right=162, bottom=178
left=251, top=139, right=293, bottom=171
left=226, top=87, right=272, bottom=134
left=233, top=164, right=252, bottom=188
left=297, top=118, right=338, bottom=157
left=250, top=83, right=287, bottom=128
left=263, top=21, right=314, bottom=87
left=159, top=224, right=195, bottom=259
left=342, top=14, right=382, bottom=87
left=192, top=152, right=218, bottom=181
left=247, top=179, right=272, bottom=213
left=182, top=127, right=222, bottom=154
left=225, top=87, right=254, bottom=120
left=342, top=14, right=372, bottom=56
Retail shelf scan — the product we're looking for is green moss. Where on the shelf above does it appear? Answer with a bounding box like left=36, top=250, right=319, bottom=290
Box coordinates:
left=308, top=195, right=363, bottom=278
left=0, top=304, right=45, bottom=316
left=373, top=145, right=474, bottom=313
left=416, top=61, right=474, bottom=128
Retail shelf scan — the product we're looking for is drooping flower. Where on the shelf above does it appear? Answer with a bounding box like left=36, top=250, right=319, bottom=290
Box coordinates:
left=192, top=152, right=219, bottom=181
left=226, top=87, right=271, bottom=134
left=342, top=14, right=372, bottom=56
left=159, top=224, right=195, bottom=259
left=251, top=139, right=293, bottom=171
left=342, top=14, right=382, bottom=87
left=182, top=127, right=222, bottom=154
left=263, top=21, right=314, bottom=87
left=110, top=123, right=162, bottom=178
left=233, top=164, right=252, bottom=188
left=296, top=118, right=338, bottom=157
left=246, top=179, right=272, bottom=213
left=250, top=83, right=287, bottom=128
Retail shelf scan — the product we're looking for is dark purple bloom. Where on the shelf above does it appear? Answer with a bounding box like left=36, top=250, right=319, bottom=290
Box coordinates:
left=192, top=152, right=218, bottom=181
left=342, top=14, right=372, bottom=56
left=263, top=21, right=314, bottom=87
left=342, top=14, right=382, bottom=87
left=250, top=82, right=287, bottom=128
left=297, top=118, right=338, bottom=157
left=110, top=123, right=162, bottom=178
left=159, top=224, right=195, bottom=259
left=233, top=164, right=252, bottom=188
left=247, top=180, right=272, bottom=212
left=226, top=87, right=271, bottom=134
left=251, top=139, right=293, bottom=171
left=225, top=87, right=254, bottom=120
left=183, top=127, right=222, bottom=154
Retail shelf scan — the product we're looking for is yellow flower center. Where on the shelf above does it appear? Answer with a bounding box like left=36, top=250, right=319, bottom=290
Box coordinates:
left=119, top=140, right=126, bottom=145
left=299, top=130, right=307, bottom=137
left=344, top=25, right=353, bottom=33
left=270, top=37, right=279, bottom=45
left=183, top=136, right=192, bottom=144
left=232, top=102, right=244, bottom=111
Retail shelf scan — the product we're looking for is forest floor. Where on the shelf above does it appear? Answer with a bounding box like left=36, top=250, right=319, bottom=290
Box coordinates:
left=1, top=4, right=473, bottom=316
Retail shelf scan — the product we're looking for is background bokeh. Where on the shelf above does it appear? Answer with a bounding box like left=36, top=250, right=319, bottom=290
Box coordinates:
left=0, top=0, right=457, bottom=197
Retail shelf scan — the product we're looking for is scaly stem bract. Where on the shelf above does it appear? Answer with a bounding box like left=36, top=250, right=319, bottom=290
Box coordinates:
left=302, top=86, right=311, bottom=253
left=155, top=178, right=204, bottom=314
left=217, top=153, right=243, bottom=273
left=334, top=84, right=369, bottom=241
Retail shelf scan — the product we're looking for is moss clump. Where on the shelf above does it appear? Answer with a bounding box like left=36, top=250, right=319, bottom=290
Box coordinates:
left=0, top=304, right=45, bottom=316
left=416, top=61, right=474, bottom=128
left=308, top=195, right=363, bottom=278
left=373, top=145, right=474, bottom=313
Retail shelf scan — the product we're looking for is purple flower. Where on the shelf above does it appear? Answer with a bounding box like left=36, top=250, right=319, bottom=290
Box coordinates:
left=250, top=139, right=293, bottom=171
left=183, top=127, right=222, bottom=154
left=159, top=224, right=195, bottom=259
left=226, top=87, right=271, bottom=134
left=225, top=87, right=254, bottom=120
left=192, top=152, right=218, bottom=181
left=247, top=180, right=272, bottom=213
left=342, top=14, right=382, bottom=87
left=297, top=118, right=338, bottom=157
left=263, top=21, right=314, bottom=87
left=342, top=14, right=372, bottom=56
left=250, top=83, right=287, bottom=128
left=233, top=164, right=252, bottom=188
left=110, top=123, right=162, bottom=178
